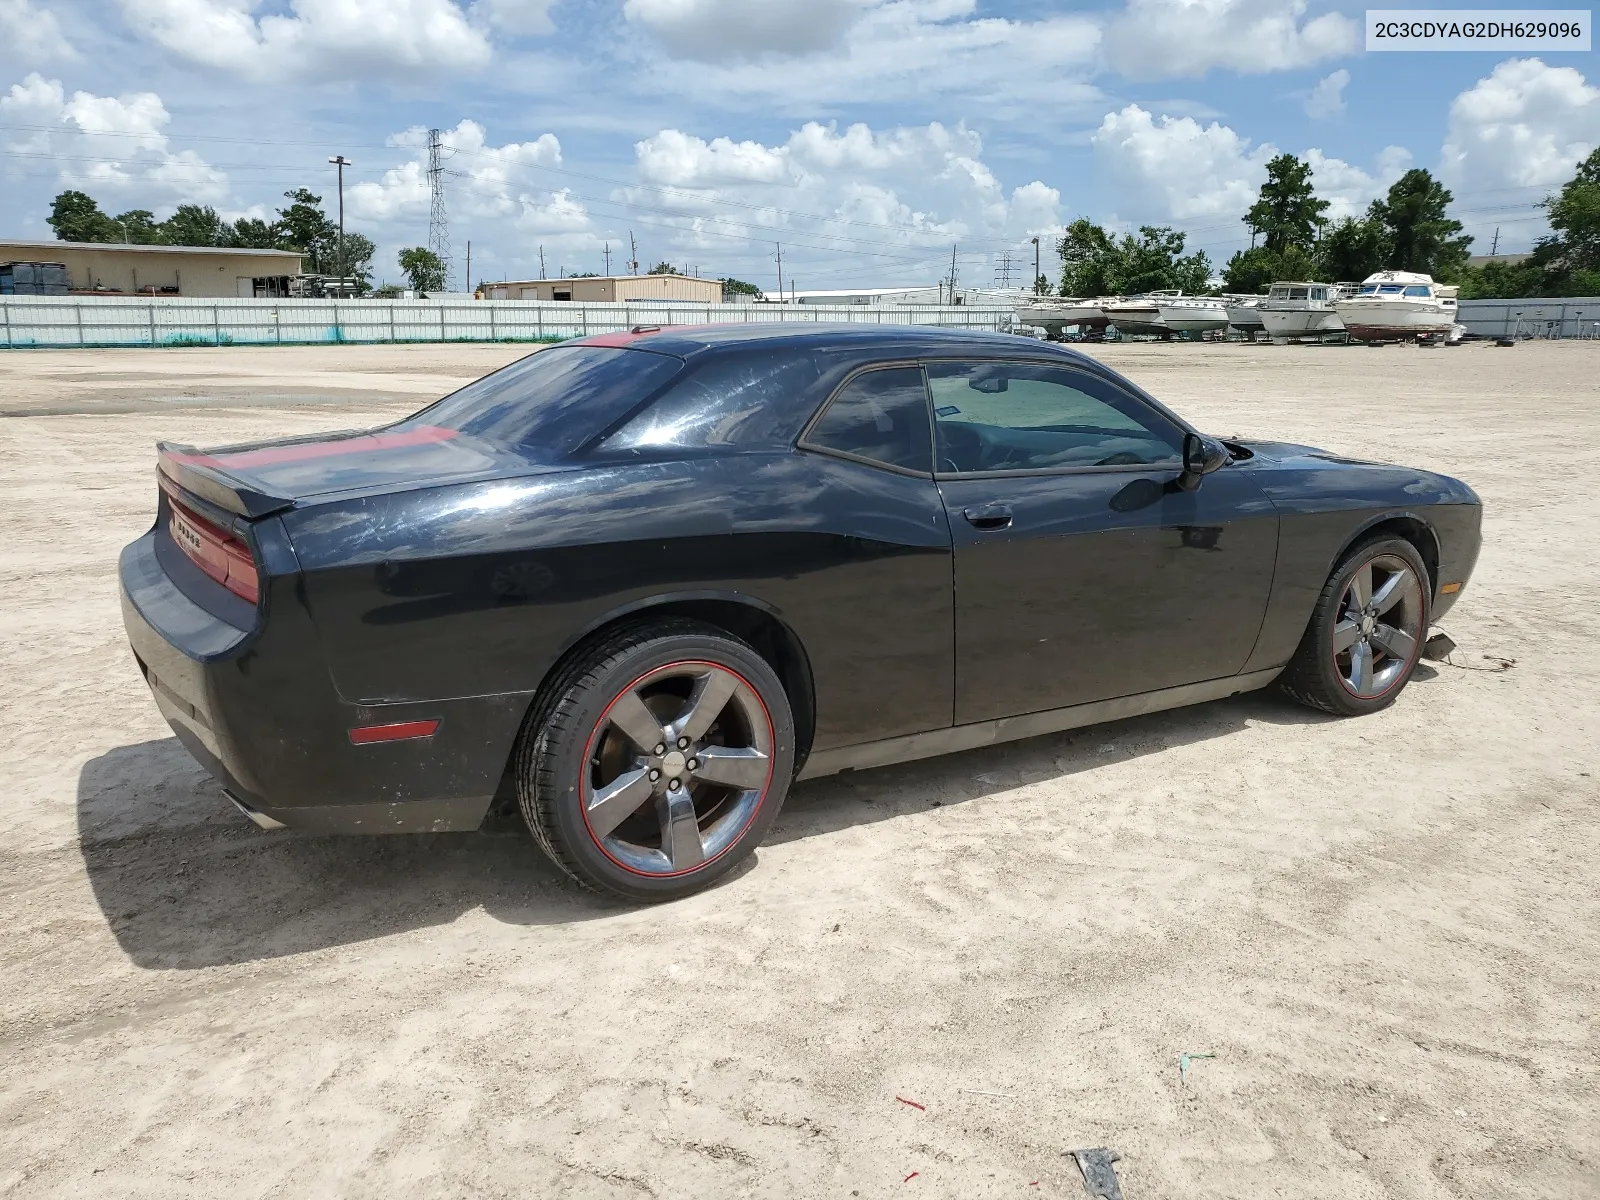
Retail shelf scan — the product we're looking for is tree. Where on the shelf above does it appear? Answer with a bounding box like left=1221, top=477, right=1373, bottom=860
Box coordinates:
left=1544, top=147, right=1600, bottom=272
left=230, top=217, right=283, bottom=249
left=1369, top=169, right=1472, bottom=277
left=1245, top=153, right=1328, bottom=254
left=112, top=209, right=164, bottom=244
left=1222, top=244, right=1317, bottom=293
left=48, top=190, right=118, bottom=242
left=1056, top=219, right=1118, bottom=297
left=161, top=203, right=231, bottom=247
left=1316, top=215, right=1390, bottom=282
left=647, top=262, right=682, bottom=275
left=1033, top=274, right=1051, bottom=295
left=1113, top=225, right=1211, bottom=294
left=398, top=247, right=446, bottom=293
left=277, top=188, right=337, bottom=272
left=721, top=276, right=763, bottom=300
left=339, top=231, right=375, bottom=291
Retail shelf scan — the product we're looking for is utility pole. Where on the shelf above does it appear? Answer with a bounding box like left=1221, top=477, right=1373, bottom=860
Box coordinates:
left=1031, top=236, right=1041, bottom=293
left=604, top=241, right=611, bottom=274
left=426, top=130, right=451, bottom=292
left=539, top=245, right=546, bottom=278
left=948, top=243, right=959, bottom=304
left=465, top=240, right=471, bottom=295
left=1490, top=227, right=1500, bottom=256
left=327, top=154, right=351, bottom=292
left=628, top=231, right=639, bottom=275
left=775, top=243, right=784, bottom=302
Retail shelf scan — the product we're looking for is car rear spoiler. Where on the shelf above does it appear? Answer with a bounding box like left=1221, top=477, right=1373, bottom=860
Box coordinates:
left=156, top=441, right=294, bottom=519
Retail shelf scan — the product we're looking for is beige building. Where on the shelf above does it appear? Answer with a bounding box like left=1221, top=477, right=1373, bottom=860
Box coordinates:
left=484, top=274, right=724, bottom=303
left=0, top=239, right=303, bottom=298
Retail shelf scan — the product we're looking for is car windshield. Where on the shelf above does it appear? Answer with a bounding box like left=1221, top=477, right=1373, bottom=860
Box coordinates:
left=400, top=345, right=684, bottom=460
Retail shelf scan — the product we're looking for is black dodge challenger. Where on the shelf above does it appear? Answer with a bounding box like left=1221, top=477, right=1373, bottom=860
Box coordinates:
left=122, top=324, right=1481, bottom=900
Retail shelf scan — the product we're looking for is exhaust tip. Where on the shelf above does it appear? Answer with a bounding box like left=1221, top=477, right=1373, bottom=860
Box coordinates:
left=224, top=789, right=287, bottom=831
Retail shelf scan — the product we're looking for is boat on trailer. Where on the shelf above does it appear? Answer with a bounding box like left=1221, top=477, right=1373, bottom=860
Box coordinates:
left=1259, top=281, right=1348, bottom=340
left=1014, top=297, right=1113, bottom=339
left=1334, top=271, right=1459, bottom=343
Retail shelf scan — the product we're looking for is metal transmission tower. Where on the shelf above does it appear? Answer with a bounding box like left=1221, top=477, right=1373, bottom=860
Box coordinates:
left=993, top=250, right=1016, bottom=288
left=427, top=128, right=452, bottom=292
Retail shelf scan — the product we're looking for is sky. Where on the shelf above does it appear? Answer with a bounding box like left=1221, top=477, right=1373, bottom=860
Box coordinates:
left=0, top=0, right=1595, bottom=292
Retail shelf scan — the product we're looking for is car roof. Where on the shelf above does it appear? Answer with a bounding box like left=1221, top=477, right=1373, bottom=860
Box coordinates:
left=569, top=321, right=1091, bottom=363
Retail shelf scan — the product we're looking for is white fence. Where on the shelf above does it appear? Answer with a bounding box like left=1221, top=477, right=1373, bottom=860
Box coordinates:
left=1457, top=297, right=1600, bottom=340
left=0, top=296, right=1017, bottom=349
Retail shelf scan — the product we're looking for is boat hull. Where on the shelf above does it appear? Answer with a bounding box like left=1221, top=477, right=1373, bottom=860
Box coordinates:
left=1015, top=305, right=1110, bottom=334
left=1104, top=305, right=1165, bottom=335
left=1260, top=308, right=1344, bottom=337
left=1158, top=304, right=1230, bottom=333
left=1335, top=300, right=1454, bottom=341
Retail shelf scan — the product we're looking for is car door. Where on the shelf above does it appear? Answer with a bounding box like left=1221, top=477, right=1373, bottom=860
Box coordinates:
left=927, top=357, right=1279, bottom=727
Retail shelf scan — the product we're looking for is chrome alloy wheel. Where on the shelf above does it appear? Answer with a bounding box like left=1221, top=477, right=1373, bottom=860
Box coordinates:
left=579, top=661, right=775, bottom=877
left=1333, top=553, right=1424, bottom=698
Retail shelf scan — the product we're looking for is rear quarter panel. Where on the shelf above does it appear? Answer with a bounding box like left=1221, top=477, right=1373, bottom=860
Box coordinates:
left=282, top=452, right=955, bottom=754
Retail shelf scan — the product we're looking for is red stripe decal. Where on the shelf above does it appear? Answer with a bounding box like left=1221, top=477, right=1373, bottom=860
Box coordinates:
left=349, top=720, right=440, bottom=745
left=169, top=425, right=457, bottom=471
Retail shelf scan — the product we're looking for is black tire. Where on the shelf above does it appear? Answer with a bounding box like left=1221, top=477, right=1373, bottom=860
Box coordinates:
left=516, top=620, right=795, bottom=902
left=1279, top=535, right=1431, bottom=717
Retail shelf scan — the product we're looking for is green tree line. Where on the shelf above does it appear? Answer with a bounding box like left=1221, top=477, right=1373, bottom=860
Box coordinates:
left=1053, top=150, right=1599, bottom=300
left=47, top=188, right=376, bottom=291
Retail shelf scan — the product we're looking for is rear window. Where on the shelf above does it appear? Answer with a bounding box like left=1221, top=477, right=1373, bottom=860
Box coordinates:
left=400, top=346, right=684, bottom=460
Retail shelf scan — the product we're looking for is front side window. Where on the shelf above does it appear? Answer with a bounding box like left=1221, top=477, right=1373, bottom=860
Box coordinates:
left=1289, top=287, right=1309, bottom=300
left=927, top=361, right=1182, bottom=474
left=1403, top=285, right=1432, bottom=297
left=804, top=366, right=932, bottom=473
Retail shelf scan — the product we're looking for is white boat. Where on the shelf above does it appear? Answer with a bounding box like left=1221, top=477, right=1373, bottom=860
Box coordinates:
left=1156, top=296, right=1230, bottom=334
left=1102, top=292, right=1177, bottom=336
left=1334, top=271, right=1459, bottom=342
left=1014, top=297, right=1112, bottom=338
left=1223, top=295, right=1267, bottom=333
left=1259, top=281, right=1347, bottom=339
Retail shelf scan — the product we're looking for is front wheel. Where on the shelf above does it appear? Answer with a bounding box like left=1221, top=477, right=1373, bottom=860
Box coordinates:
left=1279, top=536, right=1430, bottom=717
left=516, top=621, right=795, bottom=901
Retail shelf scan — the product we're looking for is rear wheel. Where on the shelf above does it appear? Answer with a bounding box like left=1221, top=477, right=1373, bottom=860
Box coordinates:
left=516, top=621, right=795, bottom=901
left=1279, top=536, right=1429, bottom=717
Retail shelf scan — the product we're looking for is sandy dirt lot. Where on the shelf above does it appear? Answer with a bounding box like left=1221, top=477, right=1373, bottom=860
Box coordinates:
left=1, top=338, right=1596, bottom=1199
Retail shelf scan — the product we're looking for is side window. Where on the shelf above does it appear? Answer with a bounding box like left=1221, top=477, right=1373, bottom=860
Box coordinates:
left=804, top=366, right=932, bottom=473
left=927, top=361, right=1183, bottom=474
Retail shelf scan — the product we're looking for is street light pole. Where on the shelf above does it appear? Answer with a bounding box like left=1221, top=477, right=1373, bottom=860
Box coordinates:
left=328, top=155, right=351, bottom=294
left=1031, top=236, right=1040, bottom=293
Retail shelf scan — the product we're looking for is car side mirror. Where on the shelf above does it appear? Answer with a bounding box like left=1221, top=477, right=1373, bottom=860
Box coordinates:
left=1177, top=433, right=1229, bottom=491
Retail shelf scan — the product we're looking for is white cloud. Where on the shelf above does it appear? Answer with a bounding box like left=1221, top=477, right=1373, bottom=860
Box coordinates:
left=470, top=0, right=556, bottom=35
left=621, top=0, right=1101, bottom=112
left=118, top=0, right=495, bottom=80
left=1440, top=57, right=1600, bottom=193
left=0, top=73, right=228, bottom=203
left=1306, top=68, right=1349, bottom=120
left=1092, top=104, right=1273, bottom=219
left=621, top=0, right=869, bottom=61
left=1306, top=145, right=1411, bottom=220
left=0, top=0, right=75, bottom=64
left=1104, top=0, right=1357, bottom=80
left=636, top=130, right=789, bottom=186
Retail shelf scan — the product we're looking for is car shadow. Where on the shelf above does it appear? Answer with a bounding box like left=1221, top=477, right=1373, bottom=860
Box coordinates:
left=769, top=687, right=1340, bottom=847
left=77, top=738, right=621, bottom=971
left=77, top=685, right=1388, bottom=970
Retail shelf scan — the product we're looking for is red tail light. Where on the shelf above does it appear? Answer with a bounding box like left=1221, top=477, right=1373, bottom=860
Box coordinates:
left=160, top=477, right=260, bottom=603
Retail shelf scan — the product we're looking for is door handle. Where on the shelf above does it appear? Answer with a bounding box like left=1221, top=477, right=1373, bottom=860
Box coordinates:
left=963, top=503, right=1013, bottom=531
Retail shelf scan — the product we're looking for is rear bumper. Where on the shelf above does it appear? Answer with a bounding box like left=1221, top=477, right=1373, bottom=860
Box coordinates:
left=120, top=531, right=526, bottom=834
